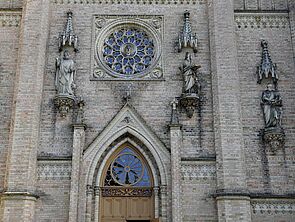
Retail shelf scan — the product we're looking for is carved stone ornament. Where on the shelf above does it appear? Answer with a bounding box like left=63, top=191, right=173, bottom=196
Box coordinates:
left=257, top=40, right=278, bottom=88
left=59, top=11, right=78, bottom=52
left=261, top=84, right=285, bottom=152
left=262, top=127, right=285, bottom=152
left=101, top=187, right=153, bottom=197
left=178, top=10, right=198, bottom=53
left=54, top=94, right=75, bottom=117
left=179, top=94, right=199, bottom=118
left=179, top=52, right=201, bottom=118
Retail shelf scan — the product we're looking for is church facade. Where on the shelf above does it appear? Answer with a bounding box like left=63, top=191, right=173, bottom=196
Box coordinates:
left=0, top=0, right=295, bottom=221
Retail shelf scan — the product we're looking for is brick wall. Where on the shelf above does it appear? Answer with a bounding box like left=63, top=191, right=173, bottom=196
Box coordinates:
left=234, top=0, right=288, bottom=10
left=0, top=11, right=20, bottom=191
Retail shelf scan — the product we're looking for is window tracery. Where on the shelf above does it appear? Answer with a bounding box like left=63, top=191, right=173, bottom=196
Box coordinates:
left=103, top=147, right=151, bottom=187
left=102, top=28, right=155, bottom=76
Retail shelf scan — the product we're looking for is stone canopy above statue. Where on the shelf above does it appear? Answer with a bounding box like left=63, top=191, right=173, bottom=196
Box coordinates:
left=177, top=10, right=198, bottom=53
left=257, top=40, right=278, bottom=88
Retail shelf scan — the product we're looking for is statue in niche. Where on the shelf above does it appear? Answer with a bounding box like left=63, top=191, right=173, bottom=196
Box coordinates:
left=179, top=52, right=201, bottom=94
left=261, top=84, right=282, bottom=128
left=55, top=50, right=76, bottom=96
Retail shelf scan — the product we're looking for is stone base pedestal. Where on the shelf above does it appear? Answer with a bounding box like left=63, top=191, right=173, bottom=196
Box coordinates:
left=179, top=93, right=199, bottom=118
left=54, top=94, right=75, bottom=117
left=262, top=127, right=285, bottom=153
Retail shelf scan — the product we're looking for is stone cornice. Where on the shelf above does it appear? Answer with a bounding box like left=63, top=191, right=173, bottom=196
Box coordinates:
left=235, top=12, right=289, bottom=29
left=0, top=11, right=21, bottom=27
left=52, top=0, right=204, bottom=4
left=0, top=191, right=39, bottom=200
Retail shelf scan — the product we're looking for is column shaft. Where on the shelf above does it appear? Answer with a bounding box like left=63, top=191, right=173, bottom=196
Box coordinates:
left=207, top=0, right=251, bottom=221
left=1, top=0, right=50, bottom=221
left=69, top=125, right=86, bottom=222
left=170, top=126, right=182, bottom=222
left=289, top=1, right=295, bottom=64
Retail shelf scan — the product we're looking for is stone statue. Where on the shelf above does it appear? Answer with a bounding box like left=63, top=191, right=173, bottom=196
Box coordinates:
left=55, top=50, right=76, bottom=96
left=261, top=84, right=282, bottom=128
left=179, top=52, right=201, bottom=94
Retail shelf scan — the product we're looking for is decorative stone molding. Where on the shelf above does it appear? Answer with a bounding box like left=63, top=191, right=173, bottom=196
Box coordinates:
left=92, top=15, right=164, bottom=80
left=0, top=12, right=22, bottom=27
left=101, top=187, right=153, bottom=197
left=53, top=0, right=204, bottom=5
left=234, top=13, right=289, bottom=29
left=251, top=200, right=295, bottom=214
left=37, top=161, right=71, bottom=180
left=181, top=163, right=216, bottom=179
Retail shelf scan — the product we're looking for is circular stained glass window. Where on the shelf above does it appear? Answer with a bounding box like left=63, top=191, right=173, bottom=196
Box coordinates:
left=102, top=28, right=155, bottom=76
left=111, top=152, right=144, bottom=186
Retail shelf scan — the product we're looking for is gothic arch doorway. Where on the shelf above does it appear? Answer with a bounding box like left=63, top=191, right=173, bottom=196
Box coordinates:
left=100, top=143, right=156, bottom=222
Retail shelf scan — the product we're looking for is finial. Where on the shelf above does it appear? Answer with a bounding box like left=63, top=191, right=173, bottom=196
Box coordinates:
left=59, top=10, right=78, bottom=52
left=178, top=10, right=198, bottom=53
left=257, top=40, right=278, bottom=88
left=75, top=97, right=85, bottom=124
left=170, top=98, right=179, bottom=125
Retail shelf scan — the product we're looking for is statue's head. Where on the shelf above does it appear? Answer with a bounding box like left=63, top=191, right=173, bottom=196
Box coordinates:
left=63, top=50, right=70, bottom=59
left=266, top=83, right=274, bottom=91
left=185, top=52, right=191, bottom=61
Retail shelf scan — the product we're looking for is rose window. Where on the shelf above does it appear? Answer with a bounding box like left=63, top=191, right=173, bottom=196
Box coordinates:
left=102, top=28, right=155, bottom=76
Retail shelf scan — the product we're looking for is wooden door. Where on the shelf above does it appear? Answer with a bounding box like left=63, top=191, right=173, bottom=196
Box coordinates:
left=100, top=145, right=155, bottom=222
left=100, top=194, right=154, bottom=221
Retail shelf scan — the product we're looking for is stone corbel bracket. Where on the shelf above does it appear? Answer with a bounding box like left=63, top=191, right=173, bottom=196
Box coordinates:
left=262, top=127, right=285, bottom=153
left=54, top=94, right=75, bottom=117
left=179, top=93, right=200, bottom=118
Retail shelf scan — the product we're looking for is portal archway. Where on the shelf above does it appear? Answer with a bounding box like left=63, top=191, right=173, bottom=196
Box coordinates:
left=82, top=104, right=170, bottom=222
left=100, top=143, right=155, bottom=221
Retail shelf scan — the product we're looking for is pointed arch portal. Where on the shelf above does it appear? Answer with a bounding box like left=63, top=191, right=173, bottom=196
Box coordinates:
left=81, top=104, right=170, bottom=222
left=100, top=143, right=155, bottom=221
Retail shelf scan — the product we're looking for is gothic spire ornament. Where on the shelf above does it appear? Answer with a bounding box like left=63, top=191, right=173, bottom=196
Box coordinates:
left=257, top=40, right=278, bottom=88
left=59, top=11, right=78, bottom=52
left=178, top=10, right=198, bottom=53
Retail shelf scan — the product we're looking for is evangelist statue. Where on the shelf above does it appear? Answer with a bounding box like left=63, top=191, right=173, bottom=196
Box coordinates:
left=179, top=52, right=201, bottom=94
left=55, top=50, right=76, bottom=95
left=261, top=84, right=282, bottom=128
